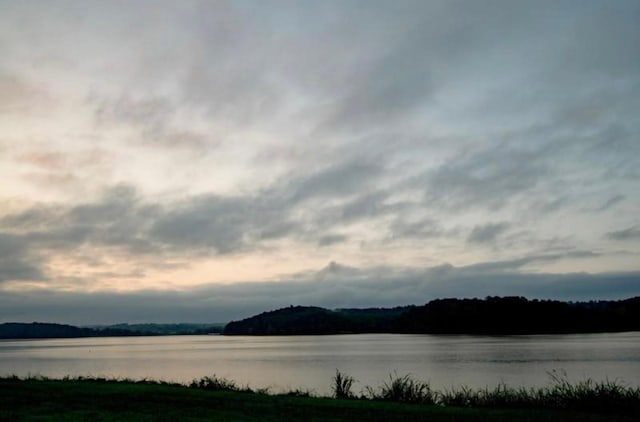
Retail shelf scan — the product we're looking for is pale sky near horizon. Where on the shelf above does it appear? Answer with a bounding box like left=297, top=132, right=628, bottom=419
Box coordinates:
left=1, top=0, right=639, bottom=323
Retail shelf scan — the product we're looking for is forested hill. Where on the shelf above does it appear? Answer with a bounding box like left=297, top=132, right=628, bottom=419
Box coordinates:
left=93, top=323, right=225, bottom=335
left=4, top=297, right=639, bottom=338
left=0, top=322, right=149, bottom=339
left=395, top=296, right=640, bottom=334
left=223, top=296, right=640, bottom=335
left=222, top=306, right=410, bottom=335
left=0, top=322, right=223, bottom=339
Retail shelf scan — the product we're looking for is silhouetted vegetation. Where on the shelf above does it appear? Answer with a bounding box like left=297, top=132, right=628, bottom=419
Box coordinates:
left=365, top=372, right=436, bottom=404
left=4, top=296, right=639, bottom=339
left=332, top=370, right=356, bottom=399
left=396, top=296, right=640, bottom=334
left=224, top=296, right=640, bottom=335
left=0, top=322, right=151, bottom=339
left=189, top=374, right=252, bottom=393
left=0, top=322, right=223, bottom=340
left=358, top=370, right=639, bottom=415
left=95, top=323, right=225, bottom=335
left=223, top=305, right=410, bottom=335
left=2, top=373, right=639, bottom=420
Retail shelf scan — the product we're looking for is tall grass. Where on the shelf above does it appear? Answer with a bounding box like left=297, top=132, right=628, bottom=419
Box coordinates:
left=332, top=369, right=355, bottom=399
left=365, top=372, right=435, bottom=404
left=189, top=374, right=253, bottom=393
left=539, top=370, right=640, bottom=413
left=4, top=371, right=639, bottom=414
left=344, top=369, right=639, bottom=414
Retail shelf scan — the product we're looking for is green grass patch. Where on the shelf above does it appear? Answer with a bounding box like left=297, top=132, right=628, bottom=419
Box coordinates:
left=1, top=373, right=638, bottom=421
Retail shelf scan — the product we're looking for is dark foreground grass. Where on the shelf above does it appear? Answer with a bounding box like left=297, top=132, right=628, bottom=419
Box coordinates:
left=1, top=376, right=637, bottom=422
left=358, top=370, right=640, bottom=415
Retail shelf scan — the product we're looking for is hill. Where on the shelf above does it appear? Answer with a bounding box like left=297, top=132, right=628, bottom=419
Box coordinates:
left=223, top=306, right=408, bottom=335
left=224, top=296, right=640, bottom=335
left=0, top=322, right=223, bottom=340
left=94, top=323, right=225, bottom=335
left=0, top=322, right=149, bottom=339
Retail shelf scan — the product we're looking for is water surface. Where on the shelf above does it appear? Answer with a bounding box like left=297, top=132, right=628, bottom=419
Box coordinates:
left=2, top=332, right=639, bottom=395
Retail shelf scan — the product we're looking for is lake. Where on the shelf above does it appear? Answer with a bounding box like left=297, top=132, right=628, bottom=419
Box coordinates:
left=2, top=332, right=639, bottom=395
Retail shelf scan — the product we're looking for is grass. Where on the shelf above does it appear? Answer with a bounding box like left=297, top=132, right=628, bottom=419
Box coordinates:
left=188, top=374, right=251, bottom=392
left=431, top=370, right=640, bottom=414
left=332, top=369, right=356, bottom=399
left=0, top=373, right=638, bottom=421
left=341, top=369, right=640, bottom=417
left=365, top=372, right=436, bottom=404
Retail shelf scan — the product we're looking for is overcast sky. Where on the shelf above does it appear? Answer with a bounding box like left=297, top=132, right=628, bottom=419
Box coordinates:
left=1, top=0, right=639, bottom=324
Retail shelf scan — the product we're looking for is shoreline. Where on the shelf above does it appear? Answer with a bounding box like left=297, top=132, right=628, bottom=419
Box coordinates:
left=1, top=373, right=638, bottom=421
left=3, top=329, right=640, bottom=341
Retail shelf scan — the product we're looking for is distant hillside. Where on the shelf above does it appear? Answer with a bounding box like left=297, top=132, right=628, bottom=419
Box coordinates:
left=223, top=296, right=640, bottom=335
left=0, top=322, right=150, bottom=339
left=223, top=306, right=409, bottom=335
left=0, top=322, right=224, bottom=340
left=395, top=296, right=640, bottom=334
left=96, top=323, right=225, bottom=335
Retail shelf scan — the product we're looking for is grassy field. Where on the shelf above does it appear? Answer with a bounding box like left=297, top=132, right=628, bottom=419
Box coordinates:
left=1, top=376, right=638, bottom=421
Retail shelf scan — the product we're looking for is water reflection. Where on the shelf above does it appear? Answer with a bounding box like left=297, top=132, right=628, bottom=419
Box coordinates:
left=1, top=333, right=639, bottom=395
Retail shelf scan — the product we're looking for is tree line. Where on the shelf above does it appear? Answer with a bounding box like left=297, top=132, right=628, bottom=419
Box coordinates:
left=223, top=296, right=640, bottom=335
left=0, top=322, right=224, bottom=339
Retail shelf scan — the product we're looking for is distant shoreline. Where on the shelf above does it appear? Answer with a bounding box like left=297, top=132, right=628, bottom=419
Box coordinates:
left=2, top=295, right=640, bottom=340
left=3, top=330, right=640, bottom=341
left=0, top=322, right=224, bottom=340
left=223, top=296, right=640, bottom=336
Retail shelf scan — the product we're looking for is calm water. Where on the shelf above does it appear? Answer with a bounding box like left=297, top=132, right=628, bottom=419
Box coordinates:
left=1, top=333, right=639, bottom=395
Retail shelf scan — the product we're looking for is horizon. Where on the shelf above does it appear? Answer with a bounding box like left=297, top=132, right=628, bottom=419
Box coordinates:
left=1, top=0, right=639, bottom=324
left=5, top=291, right=640, bottom=326
left=0, top=296, right=640, bottom=328
left=3, top=293, right=640, bottom=327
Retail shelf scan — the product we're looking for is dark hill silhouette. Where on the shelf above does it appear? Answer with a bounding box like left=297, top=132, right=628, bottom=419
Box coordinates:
left=0, top=322, right=149, bottom=339
left=223, top=306, right=347, bottom=335
left=0, top=322, right=225, bottom=339
left=223, top=306, right=410, bottom=335
left=96, top=323, right=224, bottom=335
left=223, top=296, right=640, bottom=335
left=396, top=296, right=640, bottom=334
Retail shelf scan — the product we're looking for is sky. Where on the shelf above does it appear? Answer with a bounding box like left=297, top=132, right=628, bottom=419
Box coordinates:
left=1, top=0, right=639, bottom=324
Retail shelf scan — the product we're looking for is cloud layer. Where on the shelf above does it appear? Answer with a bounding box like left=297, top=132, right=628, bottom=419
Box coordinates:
left=1, top=260, right=638, bottom=324
left=0, top=1, right=639, bottom=322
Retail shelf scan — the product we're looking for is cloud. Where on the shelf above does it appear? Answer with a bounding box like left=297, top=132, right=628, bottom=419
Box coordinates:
left=457, top=252, right=600, bottom=274
left=0, top=176, right=392, bottom=283
left=607, top=226, right=640, bottom=241
left=317, top=234, right=348, bottom=247
left=420, top=145, right=547, bottom=211
left=288, top=159, right=383, bottom=203
left=321, top=31, right=434, bottom=132
left=468, top=222, right=510, bottom=244
left=1, top=163, right=635, bottom=288
left=0, top=1, right=639, bottom=307
left=1, top=260, right=638, bottom=324
left=0, top=187, right=155, bottom=274
left=17, top=151, right=67, bottom=171
left=149, top=193, right=294, bottom=254
left=592, top=195, right=625, bottom=212
left=388, top=218, right=447, bottom=240
left=0, top=234, right=43, bottom=283
left=92, top=94, right=213, bottom=150
left=339, top=191, right=392, bottom=222
left=0, top=186, right=276, bottom=262
left=0, top=72, right=51, bottom=113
